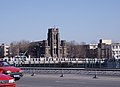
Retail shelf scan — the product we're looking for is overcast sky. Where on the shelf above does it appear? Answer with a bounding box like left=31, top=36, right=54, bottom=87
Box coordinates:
left=0, top=0, right=120, bottom=44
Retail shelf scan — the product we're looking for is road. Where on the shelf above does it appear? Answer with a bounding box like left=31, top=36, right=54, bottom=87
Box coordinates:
left=16, top=74, right=120, bottom=87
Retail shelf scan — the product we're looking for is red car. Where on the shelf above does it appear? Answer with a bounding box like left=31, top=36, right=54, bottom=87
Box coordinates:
left=0, top=61, right=23, bottom=80
left=0, top=73, right=16, bottom=87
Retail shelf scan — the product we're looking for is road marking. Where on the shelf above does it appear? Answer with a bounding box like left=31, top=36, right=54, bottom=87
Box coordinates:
left=56, top=80, right=86, bottom=84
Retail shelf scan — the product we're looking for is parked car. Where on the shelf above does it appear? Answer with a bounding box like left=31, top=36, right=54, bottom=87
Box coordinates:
left=0, top=61, right=23, bottom=80
left=0, top=73, right=16, bottom=87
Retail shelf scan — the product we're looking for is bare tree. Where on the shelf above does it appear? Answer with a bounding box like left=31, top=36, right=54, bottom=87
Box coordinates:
left=18, top=40, right=30, bottom=53
left=10, top=40, right=30, bottom=57
left=66, top=41, right=76, bottom=58
left=66, top=41, right=88, bottom=58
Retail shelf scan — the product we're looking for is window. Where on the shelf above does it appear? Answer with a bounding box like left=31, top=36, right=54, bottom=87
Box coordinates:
left=116, top=51, right=118, bottom=54
left=1, top=62, right=10, bottom=66
left=116, top=46, right=118, bottom=49
left=113, top=46, right=115, bottom=49
left=54, top=48, right=56, bottom=54
left=54, top=34, right=56, bottom=40
left=112, top=51, right=115, bottom=54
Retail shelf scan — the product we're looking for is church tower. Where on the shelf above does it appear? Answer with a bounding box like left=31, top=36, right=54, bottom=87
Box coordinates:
left=47, top=28, right=61, bottom=57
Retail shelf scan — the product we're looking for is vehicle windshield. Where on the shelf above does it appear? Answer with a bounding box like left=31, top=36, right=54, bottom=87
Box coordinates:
left=0, top=62, right=10, bottom=67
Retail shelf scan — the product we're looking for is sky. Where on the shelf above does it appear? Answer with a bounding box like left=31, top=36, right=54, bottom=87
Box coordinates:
left=0, top=0, right=120, bottom=44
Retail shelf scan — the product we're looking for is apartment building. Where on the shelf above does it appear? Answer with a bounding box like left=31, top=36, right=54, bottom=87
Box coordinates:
left=111, top=43, right=120, bottom=59
left=0, top=44, right=10, bottom=58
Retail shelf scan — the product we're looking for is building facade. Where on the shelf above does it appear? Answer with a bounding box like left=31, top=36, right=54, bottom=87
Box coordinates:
left=86, top=39, right=112, bottom=59
left=97, top=39, right=112, bottom=59
left=29, top=28, right=67, bottom=58
left=86, top=44, right=98, bottom=58
left=86, top=39, right=120, bottom=59
left=111, top=43, right=120, bottom=59
left=0, top=44, right=10, bottom=58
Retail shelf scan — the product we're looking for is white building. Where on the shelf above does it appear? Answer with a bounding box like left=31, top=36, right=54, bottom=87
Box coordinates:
left=0, top=44, right=10, bottom=58
left=111, top=43, right=120, bottom=59
left=99, top=39, right=112, bottom=45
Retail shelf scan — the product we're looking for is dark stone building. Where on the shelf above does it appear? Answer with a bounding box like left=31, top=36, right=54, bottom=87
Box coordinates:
left=86, top=40, right=112, bottom=59
left=97, top=39, right=112, bottom=59
left=29, top=28, right=67, bottom=58
left=98, top=43, right=112, bottom=59
left=83, top=44, right=97, bottom=58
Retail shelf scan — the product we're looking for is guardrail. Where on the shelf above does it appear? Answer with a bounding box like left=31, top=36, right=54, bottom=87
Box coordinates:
left=20, top=67, right=120, bottom=71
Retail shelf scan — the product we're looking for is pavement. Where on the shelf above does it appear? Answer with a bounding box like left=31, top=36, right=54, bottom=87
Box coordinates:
left=16, top=74, right=120, bottom=87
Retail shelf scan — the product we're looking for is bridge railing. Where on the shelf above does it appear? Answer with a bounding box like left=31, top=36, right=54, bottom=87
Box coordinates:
left=4, top=57, right=120, bottom=68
